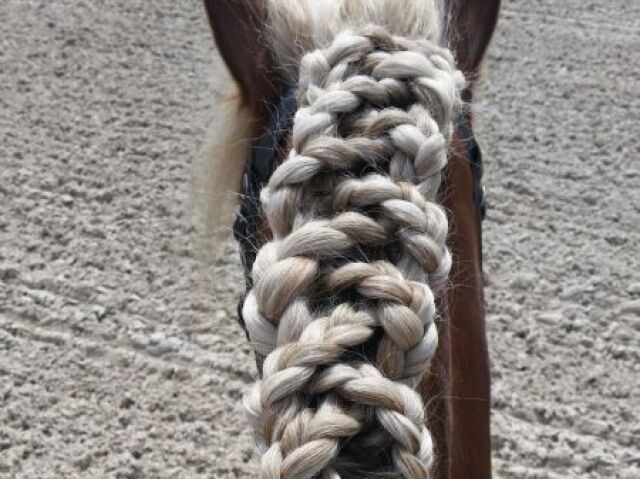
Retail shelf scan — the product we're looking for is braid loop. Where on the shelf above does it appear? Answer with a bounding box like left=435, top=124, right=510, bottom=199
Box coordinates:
left=242, top=27, right=464, bottom=478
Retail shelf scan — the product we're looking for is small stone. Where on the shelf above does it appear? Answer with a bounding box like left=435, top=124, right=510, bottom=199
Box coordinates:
left=545, top=450, right=574, bottom=468
left=560, top=284, right=590, bottom=301
left=0, top=264, right=19, bottom=281
left=129, top=333, right=149, bottom=348
left=576, top=418, right=610, bottom=438
left=173, top=367, right=191, bottom=381
left=74, top=453, right=92, bottom=471
left=93, top=190, right=114, bottom=203
left=509, top=273, right=537, bottom=291
left=147, top=335, right=180, bottom=356
left=536, top=311, right=563, bottom=325
left=627, top=283, right=640, bottom=296
left=619, top=300, right=640, bottom=316
left=91, top=305, right=107, bottom=321
left=620, top=467, right=640, bottom=479
left=60, top=194, right=74, bottom=206
left=30, top=290, right=56, bottom=306
left=149, top=332, right=165, bottom=345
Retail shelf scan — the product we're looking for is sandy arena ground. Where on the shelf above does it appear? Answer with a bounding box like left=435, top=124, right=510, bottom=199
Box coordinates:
left=1, top=0, right=638, bottom=477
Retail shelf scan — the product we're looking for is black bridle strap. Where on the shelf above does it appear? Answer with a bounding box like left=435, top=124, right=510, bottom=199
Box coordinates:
left=247, top=90, right=298, bottom=185
left=456, top=110, right=487, bottom=221
left=233, top=88, right=298, bottom=277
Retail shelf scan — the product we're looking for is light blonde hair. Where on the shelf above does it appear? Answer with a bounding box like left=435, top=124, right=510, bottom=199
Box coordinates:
left=193, top=93, right=253, bottom=264
left=202, top=1, right=465, bottom=477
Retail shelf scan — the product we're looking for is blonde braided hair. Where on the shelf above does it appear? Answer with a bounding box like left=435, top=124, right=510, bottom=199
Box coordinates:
left=239, top=7, right=464, bottom=478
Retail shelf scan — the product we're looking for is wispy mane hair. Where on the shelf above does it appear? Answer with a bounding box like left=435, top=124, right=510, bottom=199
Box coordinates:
left=267, top=0, right=447, bottom=81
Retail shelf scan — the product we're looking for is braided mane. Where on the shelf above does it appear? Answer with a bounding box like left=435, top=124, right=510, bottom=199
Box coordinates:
left=231, top=1, right=466, bottom=477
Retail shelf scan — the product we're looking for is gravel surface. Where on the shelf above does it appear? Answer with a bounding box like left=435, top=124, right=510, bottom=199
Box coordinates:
left=1, top=0, right=638, bottom=477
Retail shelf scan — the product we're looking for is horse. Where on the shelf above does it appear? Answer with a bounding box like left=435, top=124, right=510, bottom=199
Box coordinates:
left=200, top=1, right=500, bottom=477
